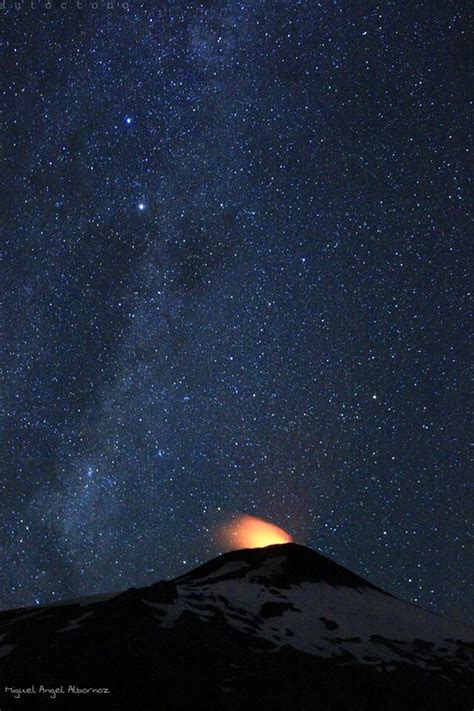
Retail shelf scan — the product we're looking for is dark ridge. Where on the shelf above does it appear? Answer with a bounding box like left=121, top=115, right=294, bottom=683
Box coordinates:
left=320, top=617, right=339, bottom=631
left=175, top=542, right=386, bottom=593
left=0, top=545, right=472, bottom=711
left=259, top=601, right=300, bottom=618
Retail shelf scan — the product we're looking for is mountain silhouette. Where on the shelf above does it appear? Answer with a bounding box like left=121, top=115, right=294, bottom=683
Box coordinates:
left=0, top=543, right=472, bottom=710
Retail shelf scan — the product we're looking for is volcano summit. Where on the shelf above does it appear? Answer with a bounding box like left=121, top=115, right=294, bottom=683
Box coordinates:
left=0, top=543, right=472, bottom=710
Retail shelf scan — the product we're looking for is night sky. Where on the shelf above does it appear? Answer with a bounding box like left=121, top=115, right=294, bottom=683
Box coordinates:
left=2, top=1, right=471, bottom=622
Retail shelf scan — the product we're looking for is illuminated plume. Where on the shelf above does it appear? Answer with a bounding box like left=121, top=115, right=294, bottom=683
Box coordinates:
left=219, top=514, right=293, bottom=550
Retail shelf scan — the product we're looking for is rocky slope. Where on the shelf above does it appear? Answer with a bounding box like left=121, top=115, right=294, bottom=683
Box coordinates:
left=0, top=543, right=472, bottom=709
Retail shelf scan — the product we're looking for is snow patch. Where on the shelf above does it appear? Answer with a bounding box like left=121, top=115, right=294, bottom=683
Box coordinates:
left=58, top=611, right=94, bottom=633
left=169, top=575, right=473, bottom=670
left=0, top=645, right=15, bottom=658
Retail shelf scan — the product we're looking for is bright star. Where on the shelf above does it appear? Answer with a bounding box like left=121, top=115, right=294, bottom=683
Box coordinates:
left=138, top=202, right=146, bottom=211
left=125, top=116, right=133, bottom=125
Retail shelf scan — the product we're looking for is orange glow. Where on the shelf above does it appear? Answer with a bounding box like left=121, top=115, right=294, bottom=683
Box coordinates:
left=219, top=514, right=293, bottom=550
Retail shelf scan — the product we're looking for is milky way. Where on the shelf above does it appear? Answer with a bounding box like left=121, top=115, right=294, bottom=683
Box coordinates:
left=1, top=1, right=471, bottom=621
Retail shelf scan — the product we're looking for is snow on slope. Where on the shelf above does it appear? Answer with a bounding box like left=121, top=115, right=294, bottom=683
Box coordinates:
left=0, top=543, right=471, bottom=678
left=141, top=545, right=474, bottom=672
left=0, top=544, right=471, bottom=711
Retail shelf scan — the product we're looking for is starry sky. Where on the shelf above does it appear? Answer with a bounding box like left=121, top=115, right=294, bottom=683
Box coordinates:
left=1, top=1, right=471, bottom=622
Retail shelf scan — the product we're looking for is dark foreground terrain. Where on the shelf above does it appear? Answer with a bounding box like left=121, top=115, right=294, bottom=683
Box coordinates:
left=1, top=543, right=472, bottom=710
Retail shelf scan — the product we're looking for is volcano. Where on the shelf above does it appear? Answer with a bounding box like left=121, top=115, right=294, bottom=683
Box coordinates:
left=0, top=543, right=472, bottom=710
